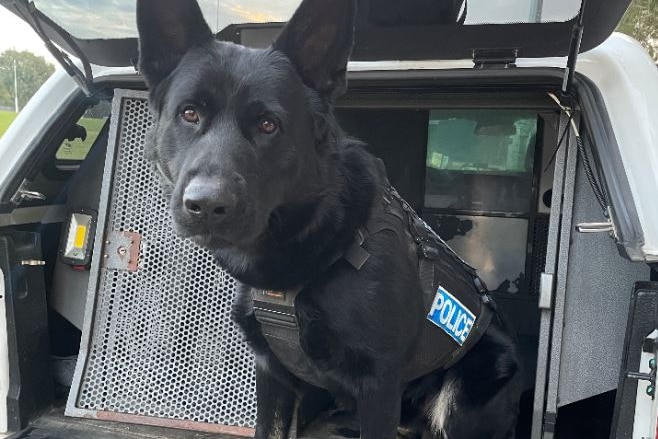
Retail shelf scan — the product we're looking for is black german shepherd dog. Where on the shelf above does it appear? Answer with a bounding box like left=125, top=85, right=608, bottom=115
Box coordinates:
left=137, top=0, right=522, bottom=437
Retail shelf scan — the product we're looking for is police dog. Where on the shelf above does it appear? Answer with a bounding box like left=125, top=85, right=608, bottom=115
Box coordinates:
left=137, top=0, right=522, bottom=437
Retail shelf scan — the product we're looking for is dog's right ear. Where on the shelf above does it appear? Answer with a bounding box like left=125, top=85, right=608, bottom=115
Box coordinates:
left=137, top=0, right=213, bottom=87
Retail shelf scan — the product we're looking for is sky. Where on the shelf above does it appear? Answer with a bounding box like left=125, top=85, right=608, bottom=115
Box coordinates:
left=0, top=0, right=297, bottom=66
left=0, top=7, right=56, bottom=64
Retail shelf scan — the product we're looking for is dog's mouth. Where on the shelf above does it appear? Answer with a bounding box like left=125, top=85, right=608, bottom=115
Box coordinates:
left=170, top=206, right=267, bottom=250
left=173, top=224, right=236, bottom=250
left=185, top=232, right=230, bottom=249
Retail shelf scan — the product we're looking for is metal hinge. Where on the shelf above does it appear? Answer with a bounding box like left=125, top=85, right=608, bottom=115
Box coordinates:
left=473, top=48, right=518, bottom=69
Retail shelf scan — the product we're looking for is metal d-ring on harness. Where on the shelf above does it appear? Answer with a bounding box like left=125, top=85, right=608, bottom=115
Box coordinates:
left=252, top=183, right=496, bottom=382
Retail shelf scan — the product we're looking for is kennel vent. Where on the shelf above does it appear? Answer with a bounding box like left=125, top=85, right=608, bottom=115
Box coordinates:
left=67, top=90, right=257, bottom=436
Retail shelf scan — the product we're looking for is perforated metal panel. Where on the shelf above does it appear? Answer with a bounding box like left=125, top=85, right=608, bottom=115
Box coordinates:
left=67, top=90, right=256, bottom=436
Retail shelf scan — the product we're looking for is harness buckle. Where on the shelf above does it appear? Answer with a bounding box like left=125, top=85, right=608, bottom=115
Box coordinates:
left=421, top=243, right=439, bottom=259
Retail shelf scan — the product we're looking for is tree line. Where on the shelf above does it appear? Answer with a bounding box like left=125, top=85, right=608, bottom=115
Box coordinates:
left=618, top=0, right=657, bottom=60
left=0, top=49, right=54, bottom=111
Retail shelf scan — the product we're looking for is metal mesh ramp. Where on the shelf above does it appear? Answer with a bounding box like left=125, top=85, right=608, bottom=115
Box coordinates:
left=66, top=90, right=256, bottom=436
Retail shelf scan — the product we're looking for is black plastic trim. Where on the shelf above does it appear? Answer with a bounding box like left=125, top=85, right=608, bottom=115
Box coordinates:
left=0, top=232, right=53, bottom=430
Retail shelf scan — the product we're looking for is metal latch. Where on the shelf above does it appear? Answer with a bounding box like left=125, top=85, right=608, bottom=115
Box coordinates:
left=627, top=331, right=658, bottom=400
left=103, top=231, right=142, bottom=272
left=473, top=48, right=518, bottom=69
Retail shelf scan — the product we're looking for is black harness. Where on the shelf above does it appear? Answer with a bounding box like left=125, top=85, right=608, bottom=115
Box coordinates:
left=252, top=184, right=494, bottom=386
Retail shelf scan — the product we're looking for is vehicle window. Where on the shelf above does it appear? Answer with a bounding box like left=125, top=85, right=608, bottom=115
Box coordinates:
left=370, top=0, right=581, bottom=26
left=425, top=109, right=538, bottom=213
left=34, top=0, right=302, bottom=39
left=55, top=100, right=110, bottom=163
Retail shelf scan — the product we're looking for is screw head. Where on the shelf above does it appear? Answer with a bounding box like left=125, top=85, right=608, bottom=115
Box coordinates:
left=647, top=385, right=655, bottom=397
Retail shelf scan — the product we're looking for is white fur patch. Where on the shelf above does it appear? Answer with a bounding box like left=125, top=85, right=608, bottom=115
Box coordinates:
left=427, top=379, right=460, bottom=435
left=269, top=408, right=284, bottom=439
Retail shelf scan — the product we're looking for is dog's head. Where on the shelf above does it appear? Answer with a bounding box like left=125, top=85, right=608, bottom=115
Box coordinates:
left=137, top=0, right=356, bottom=249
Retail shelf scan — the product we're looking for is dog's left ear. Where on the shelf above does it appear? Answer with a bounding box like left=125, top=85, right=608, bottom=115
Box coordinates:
left=273, top=0, right=357, bottom=99
left=137, top=0, right=213, bottom=87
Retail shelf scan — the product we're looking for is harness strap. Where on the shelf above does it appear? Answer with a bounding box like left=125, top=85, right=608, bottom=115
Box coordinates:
left=253, top=288, right=303, bottom=345
left=252, top=182, right=496, bottom=379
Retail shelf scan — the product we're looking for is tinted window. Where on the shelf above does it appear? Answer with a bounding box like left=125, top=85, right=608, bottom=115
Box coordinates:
left=55, top=100, right=110, bottom=163
left=425, top=109, right=538, bottom=213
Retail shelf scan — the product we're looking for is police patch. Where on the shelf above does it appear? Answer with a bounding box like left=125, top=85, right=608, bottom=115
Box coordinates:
left=427, top=286, right=476, bottom=346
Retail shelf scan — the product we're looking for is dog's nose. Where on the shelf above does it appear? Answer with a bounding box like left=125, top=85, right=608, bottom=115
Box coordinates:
left=183, top=178, right=235, bottom=220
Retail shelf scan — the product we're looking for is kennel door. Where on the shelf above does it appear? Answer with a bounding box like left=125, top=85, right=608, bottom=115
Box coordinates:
left=66, top=90, right=257, bottom=436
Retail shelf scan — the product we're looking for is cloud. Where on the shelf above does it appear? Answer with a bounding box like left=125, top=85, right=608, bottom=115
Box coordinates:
left=29, top=0, right=299, bottom=39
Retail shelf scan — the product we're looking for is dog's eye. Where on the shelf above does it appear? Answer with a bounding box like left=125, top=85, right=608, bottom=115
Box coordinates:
left=181, top=106, right=200, bottom=124
left=258, top=117, right=278, bottom=135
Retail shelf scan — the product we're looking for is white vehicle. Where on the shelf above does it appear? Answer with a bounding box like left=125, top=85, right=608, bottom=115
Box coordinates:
left=0, top=0, right=656, bottom=438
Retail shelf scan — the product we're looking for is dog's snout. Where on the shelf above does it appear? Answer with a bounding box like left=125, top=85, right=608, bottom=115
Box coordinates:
left=182, top=178, right=235, bottom=221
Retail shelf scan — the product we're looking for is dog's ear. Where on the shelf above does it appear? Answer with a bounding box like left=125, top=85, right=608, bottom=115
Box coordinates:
left=137, top=0, right=213, bottom=87
left=273, top=0, right=357, bottom=99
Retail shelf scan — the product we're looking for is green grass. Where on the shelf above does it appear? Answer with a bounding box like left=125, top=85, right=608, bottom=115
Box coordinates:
left=55, top=117, right=106, bottom=161
left=0, top=111, right=105, bottom=161
left=0, top=111, right=17, bottom=139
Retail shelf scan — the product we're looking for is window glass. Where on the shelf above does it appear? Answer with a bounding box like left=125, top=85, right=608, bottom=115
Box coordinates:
left=425, top=109, right=538, bottom=213
left=34, top=0, right=301, bottom=39
left=33, top=0, right=583, bottom=40
left=371, top=0, right=581, bottom=26
left=425, top=214, right=529, bottom=294
left=55, top=100, right=110, bottom=162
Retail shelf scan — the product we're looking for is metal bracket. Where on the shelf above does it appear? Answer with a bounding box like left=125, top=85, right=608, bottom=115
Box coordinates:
left=576, top=221, right=614, bottom=233
left=20, top=260, right=46, bottom=266
left=575, top=218, right=618, bottom=241
left=102, top=231, right=141, bottom=272
left=627, top=331, right=658, bottom=400
left=10, top=180, right=46, bottom=206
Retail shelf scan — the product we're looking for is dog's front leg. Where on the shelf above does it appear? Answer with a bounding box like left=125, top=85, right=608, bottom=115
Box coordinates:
left=254, top=362, right=297, bottom=439
left=357, top=379, right=402, bottom=439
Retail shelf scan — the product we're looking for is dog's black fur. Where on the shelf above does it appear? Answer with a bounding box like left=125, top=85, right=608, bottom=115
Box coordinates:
left=137, top=0, right=522, bottom=437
